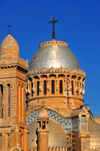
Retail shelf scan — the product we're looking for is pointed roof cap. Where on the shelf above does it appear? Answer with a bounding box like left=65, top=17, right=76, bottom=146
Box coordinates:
left=0, top=34, right=19, bottom=57
left=37, top=108, right=49, bottom=119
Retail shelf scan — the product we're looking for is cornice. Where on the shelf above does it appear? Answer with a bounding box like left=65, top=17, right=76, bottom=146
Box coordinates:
left=27, top=67, right=86, bottom=78
left=40, top=40, right=68, bottom=48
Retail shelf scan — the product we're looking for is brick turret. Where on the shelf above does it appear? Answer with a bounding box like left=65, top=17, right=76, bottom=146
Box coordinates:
left=37, top=108, right=49, bottom=151
left=0, top=34, right=28, bottom=151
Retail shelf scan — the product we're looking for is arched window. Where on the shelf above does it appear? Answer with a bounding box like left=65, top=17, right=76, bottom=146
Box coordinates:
left=81, top=115, right=86, bottom=132
left=59, top=80, right=63, bottom=94
left=37, top=81, right=39, bottom=96
left=71, top=81, right=74, bottom=95
left=0, top=134, right=2, bottom=149
left=0, top=85, right=3, bottom=118
left=44, top=80, right=47, bottom=95
left=8, top=84, right=11, bottom=117
left=51, top=80, right=55, bottom=94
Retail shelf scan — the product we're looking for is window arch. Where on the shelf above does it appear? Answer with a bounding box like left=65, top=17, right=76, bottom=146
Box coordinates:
left=44, top=80, right=47, bottom=95
left=59, top=80, right=63, bottom=94
left=7, top=84, right=11, bottom=117
left=51, top=80, right=55, bottom=94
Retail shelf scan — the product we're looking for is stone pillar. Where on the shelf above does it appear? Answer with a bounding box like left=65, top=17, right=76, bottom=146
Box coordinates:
left=82, top=81, right=85, bottom=95
left=39, top=78, right=42, bottom=92
left=32, top=79, right=35, bottom=95
left=15, top=126, right=19, bottom=146
left=56, top=76, right=58, bottom=91
left=23, top=128, right=28, bottom=151
left=38, top=77, right=42, bottom=97
left=26, top=79, right=30, bottom=99
left=69, top=77, right=72, bottom=96
left=64, top=78, right=67, bottom=92
left=63, top=77, right=67, bottom=96
left=47, top=77, right=50, bottom=96
left=80, top=80, right=82, bottom=95
left=75, top=79, right=78, bottom=93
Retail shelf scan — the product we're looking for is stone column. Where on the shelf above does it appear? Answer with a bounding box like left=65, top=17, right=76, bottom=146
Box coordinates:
left=69, top=77, right=72, bottom=96
left=39, top=77, right=42, bottom=97
left=56, top=76, right=58, bottom=91
left=75, top=79, right=78, bottom=93
left=23, top=128, right=28, bottom=151
left=47, top=77, right=50, bottom=92
left=80, top=80, right=82, bottom=95
left=26, top=79, right=30, bottom=99
left=32, top=79, right=35, bottom=95
left=82, top=81, right=85, bottom=95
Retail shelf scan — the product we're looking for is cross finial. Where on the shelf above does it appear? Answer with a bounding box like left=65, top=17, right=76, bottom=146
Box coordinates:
left=6, top=23, right=12, bottom=34
left=48, top=15, right=58, bottom=39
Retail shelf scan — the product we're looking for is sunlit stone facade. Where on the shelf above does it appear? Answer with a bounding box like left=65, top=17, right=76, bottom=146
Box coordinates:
left=0, top=33, right=100, bottom=151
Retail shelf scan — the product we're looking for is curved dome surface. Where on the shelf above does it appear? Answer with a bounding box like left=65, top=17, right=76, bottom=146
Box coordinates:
left=27, top=119, right=67, bottom=148
left=29, top=40, right=80, bottom=70
left=38, top=108, right=49, bottom=119
left=0, top=34, right=19, bottom=57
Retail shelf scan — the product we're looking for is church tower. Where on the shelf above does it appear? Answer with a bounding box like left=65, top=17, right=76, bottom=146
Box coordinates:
left=37, top=108, right=49, bottom=151
left=0, top=34, right=28, bottom=151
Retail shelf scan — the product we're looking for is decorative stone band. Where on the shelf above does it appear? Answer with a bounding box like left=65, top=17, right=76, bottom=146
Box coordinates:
left=0, top=56, right=28, bottom=68
left=26, top=109, right=79, bottom=133
left=28, top=146, right=68, bottom=151
left=27, top=67, right=86, bottom=78
left=40, top=40, right=68, bottom=48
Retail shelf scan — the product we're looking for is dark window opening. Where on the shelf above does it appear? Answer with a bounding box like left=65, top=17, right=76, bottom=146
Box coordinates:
left=59, top=80, right=63, bottom=94
left=71, top=81, right=74, bottom=95
left=44, top=80, right=47, bottom=95
left=0, top=85, right=3, bottom=118
left=42, top=122, right=45, bottom=129
left=51, top=80, right=55, bottom=94
left=39, top=122, right=41, bottom=128
left=37, top=81, right=39, bottom=96
left=8, top=84, right=11, bottom=117
left=31, top=82, right=33, bottom=97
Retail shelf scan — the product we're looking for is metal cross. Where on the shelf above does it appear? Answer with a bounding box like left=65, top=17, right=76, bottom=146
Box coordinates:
left=48, top=16, right=58, bottom=39
left=6, top=23, right=12, bottom=34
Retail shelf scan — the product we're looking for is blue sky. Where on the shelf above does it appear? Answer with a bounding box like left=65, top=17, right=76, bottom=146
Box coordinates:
left=0, top=0, right=100, bottom=115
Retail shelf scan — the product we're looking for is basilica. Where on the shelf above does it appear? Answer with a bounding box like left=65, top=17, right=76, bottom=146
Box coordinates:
left=0, top=17, right=100, bottom=151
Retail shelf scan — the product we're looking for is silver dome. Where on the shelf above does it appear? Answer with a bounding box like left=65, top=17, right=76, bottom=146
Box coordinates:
left=29, top=40, right=80, bottom=70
